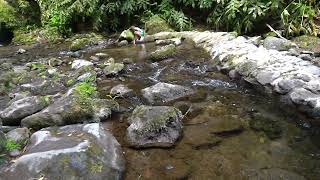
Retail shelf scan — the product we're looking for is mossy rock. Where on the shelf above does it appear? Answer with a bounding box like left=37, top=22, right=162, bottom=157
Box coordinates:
left=145, top=15, right=174, bottom=35
left=148, top=44, right=176, bottom=61
left=293, top=35, right=320, bottom=51
left=69, top=33, right=103, bottom=51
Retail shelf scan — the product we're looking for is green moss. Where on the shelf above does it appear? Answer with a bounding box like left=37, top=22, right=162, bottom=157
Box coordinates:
left=69, top=33, right=104, bottom=51
left=293, top=35, right=320, bottom=50
left=89, top=162, right=103, bottom=174
left=149, top=44, right=176, bottom=61
left=12, top=29, right=37, bottom=44
left=135, top=107, right=179, bottom=135
left=145, top=15, right=174, bottom=35
left=4, top=139, right=21, bottom=151
left=40, top=96, right=51, bottom=106
left=74, top=82, right=97, bottom=98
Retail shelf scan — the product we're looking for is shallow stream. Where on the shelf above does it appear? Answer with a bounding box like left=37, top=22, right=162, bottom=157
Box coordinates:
left=1, top=39, right=320, bottom=179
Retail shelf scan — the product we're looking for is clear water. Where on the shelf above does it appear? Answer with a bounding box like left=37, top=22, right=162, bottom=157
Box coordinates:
left=1, top=40, right=320, bottom=180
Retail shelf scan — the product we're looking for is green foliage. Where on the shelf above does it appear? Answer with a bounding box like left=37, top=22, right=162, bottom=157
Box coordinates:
left=281, top=1, right=318, bottom=36
left=0, top=0, right=16, bottom=26
left=3, top=0, right=319, bottom=38
left=74, top=82, right=97, bottom=98
left=4, top=139, right=21, bottom=151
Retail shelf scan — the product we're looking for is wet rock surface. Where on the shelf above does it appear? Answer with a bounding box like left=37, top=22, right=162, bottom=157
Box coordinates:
left=151, top=31, right=320, bottom=119
left=0, top=96, right=49, bottom=126
left=126, top=106, right=183, bottom=148
left=0, top=123, right=125, bottom=180
left=142, top=82, right=194, bottom=104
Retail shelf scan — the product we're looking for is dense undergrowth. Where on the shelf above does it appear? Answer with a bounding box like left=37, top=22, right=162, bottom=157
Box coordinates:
left=0, top=0, right=319, bottom=42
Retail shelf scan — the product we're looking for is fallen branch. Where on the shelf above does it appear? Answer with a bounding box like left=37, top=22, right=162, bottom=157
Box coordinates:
left=266, top=24, right=288, bottom=40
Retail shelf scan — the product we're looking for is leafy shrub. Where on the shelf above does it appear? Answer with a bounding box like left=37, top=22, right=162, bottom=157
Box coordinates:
left=3, top=0, right=320, bottom=37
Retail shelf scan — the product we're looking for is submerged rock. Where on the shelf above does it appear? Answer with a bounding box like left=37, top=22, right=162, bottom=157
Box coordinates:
left=0, top=96, right=49, bottom=126
left=0, top=123, right=125, bottom=180
left=126, top=106, right=183, bottom=148
left=142, top=82, right=194, bottom=104
left=249, top=112, right=283, bottom=139
left=148, top=44, right=176, bottom=61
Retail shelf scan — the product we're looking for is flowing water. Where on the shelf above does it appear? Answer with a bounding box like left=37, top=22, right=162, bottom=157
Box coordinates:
left=1, top=39, right=320, bottom=179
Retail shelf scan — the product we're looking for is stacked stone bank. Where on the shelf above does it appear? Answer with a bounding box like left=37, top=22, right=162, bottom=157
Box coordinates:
left=151, top=31, right=320, bottom=119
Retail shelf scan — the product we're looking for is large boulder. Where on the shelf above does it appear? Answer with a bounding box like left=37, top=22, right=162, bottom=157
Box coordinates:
left=141, top=82, right=194, bottom=104
left=0, top=96, right=49, bottom=126
left=21, top=86, right=117, bottom=130
left=148, top=44, right=176, bottom=61
left=0, top=123, right=125, bottom=180
left=126, top=106, right=183, bottom=148
left=145, top=15, right=174, bottom=35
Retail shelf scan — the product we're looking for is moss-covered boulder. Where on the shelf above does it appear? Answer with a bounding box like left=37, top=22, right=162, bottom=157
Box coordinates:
left=145, top=15, right=174, bottom=35
left=69, top=33, right=103, bottom=51
left=0, top=123, right=125, bottom=179
left=126, top=105, right=183, bottom=148
left=103, top=62, right=124, bottom=76
left=20, top=83, right=117, bottom=130
left=148, top=44, right=176, bottom=61
left=293, top=35, right=320, bottom=53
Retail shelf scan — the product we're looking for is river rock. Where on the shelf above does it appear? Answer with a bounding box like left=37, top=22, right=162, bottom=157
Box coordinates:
left=21, top=80, right=65, bottom=96
left=156, top=38, right=182, bottom=46
left=118, top=40, right=128, bottom=47
left=0, top=96, right=49, bottom=126
left=110, top=84, right=134, bottom=98
left=298, top=54, right=313, bottom=61
left=21, top=88, right=117, bottom=130
left=71, top=59, right=93, bottom=70
left=103, top=62, right=124, bottom=76
left=0, top=123, right=125, bottom=180
left=263, top=37, right=292, bottom=51
left=6, top=127, right=30, bottom=146
left=148, top=44, right=176, bottom=61
left=17, top=48, right=26, bottom=54
left=142, top=82, right=194, bottom=104
left=126, top=106, right=183, bottom=148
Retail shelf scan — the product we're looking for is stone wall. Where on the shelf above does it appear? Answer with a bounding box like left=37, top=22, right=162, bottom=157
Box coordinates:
left=150, top=31, right=320, bottom=120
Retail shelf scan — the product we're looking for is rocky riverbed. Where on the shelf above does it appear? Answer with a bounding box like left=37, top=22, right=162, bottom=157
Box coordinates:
left=0, top=32, right=320, bottom=179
